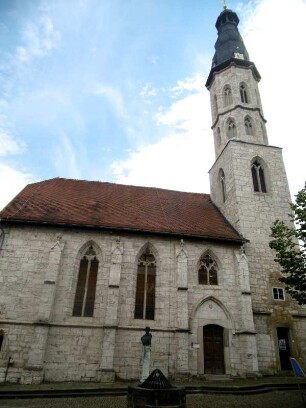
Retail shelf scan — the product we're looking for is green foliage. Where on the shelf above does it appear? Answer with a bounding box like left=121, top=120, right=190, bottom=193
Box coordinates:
left=269, top=184, right=306, bottom=305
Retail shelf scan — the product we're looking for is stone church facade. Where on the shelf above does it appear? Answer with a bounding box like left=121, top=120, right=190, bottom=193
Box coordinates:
left=0, top=7, right=305, bottom=384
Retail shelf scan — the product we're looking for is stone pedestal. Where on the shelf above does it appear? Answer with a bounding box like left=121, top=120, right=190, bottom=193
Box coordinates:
left=141, top=345, right=151, bottom=383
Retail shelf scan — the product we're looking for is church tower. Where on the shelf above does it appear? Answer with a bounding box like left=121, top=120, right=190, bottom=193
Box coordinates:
left=206, top=7, right=298, bottom=374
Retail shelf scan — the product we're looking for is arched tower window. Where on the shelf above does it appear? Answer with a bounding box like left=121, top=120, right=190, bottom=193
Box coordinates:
left=134, top=246, right=156, bottom=320
left=223, top=85, right=233, bottom=106
left=244, top=116, right=254, bottom=136
left=198, top=253, right=218, bottom=285
left=73, top=245, right=99, bottom=317
left=216, top=127, right=221, bottom=147
left=240, top=83, right=249, bottom=103
left=261, top=122, right=268, bottom=144
left=227, top=118, right=237, bottom=139
left=251, top=159, right=267, bottom=193
left=213, top=94, right=218, bottom=116
left=219, top=168, right=226, bottom=202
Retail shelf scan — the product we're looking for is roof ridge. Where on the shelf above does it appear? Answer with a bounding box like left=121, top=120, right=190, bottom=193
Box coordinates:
left=27, top=177, right=210, bottom=197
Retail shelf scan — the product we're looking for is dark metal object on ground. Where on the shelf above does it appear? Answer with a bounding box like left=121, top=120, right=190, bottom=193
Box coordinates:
left=127, top=369, right=186, bottom=407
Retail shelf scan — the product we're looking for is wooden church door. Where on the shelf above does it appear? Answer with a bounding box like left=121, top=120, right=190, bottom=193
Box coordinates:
left=203, top=324, right=225, bottom=374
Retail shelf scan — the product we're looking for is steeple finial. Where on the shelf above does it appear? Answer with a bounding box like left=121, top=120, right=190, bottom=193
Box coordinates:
left=222, top=0, right=228, bottom=10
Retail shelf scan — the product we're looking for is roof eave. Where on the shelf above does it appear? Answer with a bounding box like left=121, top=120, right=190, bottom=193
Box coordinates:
left=206, top=58, right=261, bottom=89
left=0, top=218, right=246, bottom=245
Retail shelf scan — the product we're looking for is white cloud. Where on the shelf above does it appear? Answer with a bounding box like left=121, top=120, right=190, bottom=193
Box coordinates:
left=140, top=83, right=157, bottom=100
left=111, top=131, right=211, bottom=193
left=16, top=15, right=60, bottom=63
left=0, top=163, right=33, bottom=210
left=112, top=74, right=213, bottom=193
left=112, top=0, right=306, bottom=199
left=0, top=128, right=25, bottom=157
left=240, top=0, right=306, bottom=197
left=0, top=114, right=26, bottom=156
left=170, top=74, right=204, bottom=96
left=156, top=75, right=207, bottom=133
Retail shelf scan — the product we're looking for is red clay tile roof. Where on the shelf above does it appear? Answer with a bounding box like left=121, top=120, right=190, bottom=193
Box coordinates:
left=0, top=178, right=243, bottom=242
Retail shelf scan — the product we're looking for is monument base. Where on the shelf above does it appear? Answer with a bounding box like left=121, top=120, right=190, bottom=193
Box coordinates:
left=128, top=369, right=186, bottom=408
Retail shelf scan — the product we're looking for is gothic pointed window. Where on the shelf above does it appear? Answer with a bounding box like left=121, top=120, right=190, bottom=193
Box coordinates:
left=223, top=85, right=233, bottom=107
left=227, top=118, right=237, bottom=139
left=261, top=122, right=268, bottom=144
left=245, top=116, right=254, bottom=136
left=251, top=159, right=267, bottom=193
left=219, top=169, right=226, bottom=202
left=198, top=254, right=218, bottom=285
left=213, top=94, right=218, bottom=117
left=134, top=247, right=156, bottom=320
left=73, top=245, right=99, bottom=317
left=216, top=127, right=221, bottom=147
left=240, top=83, right=249, bottom=103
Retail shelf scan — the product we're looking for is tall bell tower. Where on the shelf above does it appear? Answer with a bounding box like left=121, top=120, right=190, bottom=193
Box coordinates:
left=206, top=7, right=297, bottom=374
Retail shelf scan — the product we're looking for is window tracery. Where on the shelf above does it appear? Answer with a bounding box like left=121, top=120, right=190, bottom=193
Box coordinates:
left=223, top=85, right=233, bottom=106
left=240, top=83, right=249, bottom=103
left=245, top=116, right=254, bottom=136
left=219, top=169, right=226, bottom=202
left=72, top=245, right=99, bottom=317
left=198, top=254, right=218, bottom=285
left=251, top=159, right=267, bottom=193
left=227, top=118, right=237, bottom=139
left=134, top=246, right=156, bottom=320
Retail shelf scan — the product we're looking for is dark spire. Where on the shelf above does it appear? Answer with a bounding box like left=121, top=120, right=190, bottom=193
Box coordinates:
left=206, top=8, right=260, bottom=88
left=212, top=8, right=249, bottom=67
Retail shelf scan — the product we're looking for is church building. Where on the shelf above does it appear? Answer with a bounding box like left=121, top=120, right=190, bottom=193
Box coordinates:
left=0, top=7, right=305, bottom=384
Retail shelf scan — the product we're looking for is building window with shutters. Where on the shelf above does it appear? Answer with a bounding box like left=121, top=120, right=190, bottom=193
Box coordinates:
left=72, top=245, right=99, bottom=317
left=251, top=158, right=267, bottom=193
left=198, top=253, right=218, bottom=285
left=134, top=246, right=156, bottom=320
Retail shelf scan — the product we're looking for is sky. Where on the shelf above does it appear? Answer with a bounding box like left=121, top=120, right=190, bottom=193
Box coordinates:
left=0, top=0, right=305, bottom=210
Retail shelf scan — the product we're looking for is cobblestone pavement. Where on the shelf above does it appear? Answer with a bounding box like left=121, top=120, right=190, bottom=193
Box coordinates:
left=0, top=391, right=305, bottom=408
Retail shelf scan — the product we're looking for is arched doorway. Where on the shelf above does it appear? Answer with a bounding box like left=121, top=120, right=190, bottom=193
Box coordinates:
left=203, top=324, right=225, bottom=374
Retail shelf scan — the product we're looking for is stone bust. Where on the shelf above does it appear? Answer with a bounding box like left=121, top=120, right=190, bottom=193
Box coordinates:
left=141, top=326, right=152, bottom=346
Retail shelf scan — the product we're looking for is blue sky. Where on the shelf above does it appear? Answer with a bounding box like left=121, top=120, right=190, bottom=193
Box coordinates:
left=0, top=0, right=306, bottom=209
